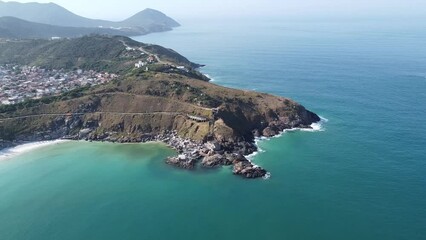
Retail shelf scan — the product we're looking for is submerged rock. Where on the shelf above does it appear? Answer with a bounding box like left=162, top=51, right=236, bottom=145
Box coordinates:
left=166, top=154, right=196, bottom=169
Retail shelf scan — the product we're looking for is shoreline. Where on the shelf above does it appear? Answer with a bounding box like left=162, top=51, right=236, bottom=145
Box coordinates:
left=0, top=35, right=323, bottom=179
left=0, top=139, right=172, bottom=161
left=0, top=117, right=327, bottom=178
left=0, top=140, right=70, bottom=161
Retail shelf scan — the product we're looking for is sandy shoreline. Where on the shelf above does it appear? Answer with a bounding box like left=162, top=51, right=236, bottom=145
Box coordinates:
left=0, top=140, right=70, bottom=161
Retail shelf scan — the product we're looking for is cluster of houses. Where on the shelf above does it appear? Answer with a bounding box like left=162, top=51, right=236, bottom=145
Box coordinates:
left=134, top=55, right=158, bottom=69
left=126, top=45, right=191, bottom=74
left=124, top=45, right=158, bottom=69
left=0, top=65, right=117, bottom=105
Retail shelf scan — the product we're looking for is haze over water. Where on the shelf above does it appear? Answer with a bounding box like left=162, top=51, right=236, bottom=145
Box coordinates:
left=1, top=18, right=426, bottom=239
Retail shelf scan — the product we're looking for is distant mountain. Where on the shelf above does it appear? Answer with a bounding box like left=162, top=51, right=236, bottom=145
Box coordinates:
left=0, top=17, right=140, bottom=39
left=0, top=1, right=109, bottom=27
left=0, top=1, right=179, bottom=31
left=121, top=8, right=180, bottom=28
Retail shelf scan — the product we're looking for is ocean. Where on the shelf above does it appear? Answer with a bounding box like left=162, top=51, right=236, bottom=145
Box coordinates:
left=1, top=18, right=425, bottom=239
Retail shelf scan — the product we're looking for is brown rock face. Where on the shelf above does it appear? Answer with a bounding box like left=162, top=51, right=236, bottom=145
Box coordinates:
left=0, top=73, right=320, bottom=145
left=262, top=127, right=277, bottom=137
left=213, top=93, right=320, bottom=142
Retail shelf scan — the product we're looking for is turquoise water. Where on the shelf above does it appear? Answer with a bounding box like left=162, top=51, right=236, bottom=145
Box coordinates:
left=1, top=19, right=426, bottom=239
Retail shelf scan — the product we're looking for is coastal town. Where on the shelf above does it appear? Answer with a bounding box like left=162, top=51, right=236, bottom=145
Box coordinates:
left=0, top=64, right=117, bottom=105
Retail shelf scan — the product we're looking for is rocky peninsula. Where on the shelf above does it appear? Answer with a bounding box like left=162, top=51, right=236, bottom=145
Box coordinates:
left=0, top=35, right=320, bottom=179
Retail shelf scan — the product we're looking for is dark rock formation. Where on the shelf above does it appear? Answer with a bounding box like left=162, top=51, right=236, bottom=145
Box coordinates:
left=232, top=154, right=267, bottom=179
left=0, top=140, right=14, bottom=150
left=201, top=154, right=230, bottom=168
left=166, top=155, right=196, bottom=169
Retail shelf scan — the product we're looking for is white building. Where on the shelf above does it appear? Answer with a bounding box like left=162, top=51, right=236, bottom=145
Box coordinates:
left=135, top=61, right=146, bottom=68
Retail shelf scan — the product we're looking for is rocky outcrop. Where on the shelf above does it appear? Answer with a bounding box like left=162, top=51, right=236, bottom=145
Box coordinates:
left=201, top=154, right=231, bottom=168
left=161, top=135, right=268, bottom=178
left=231, top=154, right=267, bottom=178
left=233, top=161, right=267, bottom=179
left=166, top=155, right=197, bottom=169
left=163, top=136, right=268, bottom=178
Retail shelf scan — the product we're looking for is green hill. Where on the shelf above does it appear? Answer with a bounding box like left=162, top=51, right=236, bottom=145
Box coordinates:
left=0, top=35, right=201, bottom=74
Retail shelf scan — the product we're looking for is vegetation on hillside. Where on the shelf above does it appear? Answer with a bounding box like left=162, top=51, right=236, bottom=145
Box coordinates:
left=0, top=35, right=319, bottom=143
left=0, top=35, right=200, bottom=74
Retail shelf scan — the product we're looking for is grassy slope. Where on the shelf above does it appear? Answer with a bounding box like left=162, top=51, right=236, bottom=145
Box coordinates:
left=0, top=72, right=317, bottom=142
left=0, top=35, right=198, bottom=73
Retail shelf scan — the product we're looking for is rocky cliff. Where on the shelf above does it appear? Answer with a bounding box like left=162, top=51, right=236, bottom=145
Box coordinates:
left=0, top=73, right=319, bottom=142
left=0, top=73, right=319, bottom=178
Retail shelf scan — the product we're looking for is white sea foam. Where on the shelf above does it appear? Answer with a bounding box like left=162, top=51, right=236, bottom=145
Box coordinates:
left=243, top=142, right=267, bottom=178
left=253, top=116, right=328, bottom=145
left=262, top=172, right=271, bottom=180
left=203, top=73, right=215, bottom=82
left=0, top=140, right=69, bottom=161
left=245, top=139, right=266, bottom=160
left=301, top=116, right=329, bottom=132
left=246, top=149, right=260, bottom=161
left=272, top=116, right=329, bottom=137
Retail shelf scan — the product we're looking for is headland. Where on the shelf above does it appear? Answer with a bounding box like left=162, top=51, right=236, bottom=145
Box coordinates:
left=0, top=35, right=320, bottom=178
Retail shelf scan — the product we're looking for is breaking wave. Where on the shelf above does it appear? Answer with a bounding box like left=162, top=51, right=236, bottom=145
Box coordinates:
left=203, top=73, right=216, bottom=82
left=0, top=140, right=69, bottom=161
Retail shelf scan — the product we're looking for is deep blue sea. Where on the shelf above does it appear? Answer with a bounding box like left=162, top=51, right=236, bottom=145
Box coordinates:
left=1, top=18, right=425, bottom=239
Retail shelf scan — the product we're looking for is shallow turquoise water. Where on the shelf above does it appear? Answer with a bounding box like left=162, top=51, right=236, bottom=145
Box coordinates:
left=1, top=19, right=426, bottom=239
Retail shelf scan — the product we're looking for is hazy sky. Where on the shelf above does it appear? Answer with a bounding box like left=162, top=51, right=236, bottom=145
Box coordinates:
left=5, top=0, right=425, bottom=21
